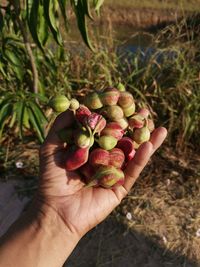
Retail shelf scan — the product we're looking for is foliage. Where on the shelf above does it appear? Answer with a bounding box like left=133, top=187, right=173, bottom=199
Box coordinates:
left=0, top=0, right=104, bottom=142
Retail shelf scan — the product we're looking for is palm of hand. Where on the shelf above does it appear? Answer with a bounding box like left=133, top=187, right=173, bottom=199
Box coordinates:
left=38, top=111, right=167, bottom=238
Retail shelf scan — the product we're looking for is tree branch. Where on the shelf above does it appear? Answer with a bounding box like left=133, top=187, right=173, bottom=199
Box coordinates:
left=11, top=0, right=39, bottom=94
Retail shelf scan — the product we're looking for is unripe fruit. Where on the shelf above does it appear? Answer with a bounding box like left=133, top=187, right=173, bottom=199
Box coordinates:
left=118, top=92, right=134, bottom=108
left=101, top=87, right=120, bottom=106
left=84, top=92, right=103, bottom=109
left=89, top=148, right=109, bottom=166
left=128, top=114, right=145, bottom=129
left=109, top=148, right=125, bottom=168
left=117, top=117, right=129, bottom=130
left=49, top=95, right=70, bottom=112
left=122, top=102, right=136, bottom=117
left=117, top=82, right=126, bottom=92
left=133, top=126, right=151, bottom=144
left=57, top=128, right=73, bottom=144
left=101, top=122, right=124, bottom=140
left=117, top=137, right=136, bottom=162
left=69, top=98, right=80, bottom=111
left=98, top=135, right=118, bottom=150
left=91, top=165, right=125, bottom=188
left=101, top=105, right=124, bottom=121
left=76, top=105, right=91, bottom=124
left=147, top=119, right=155, bottom=133
left=74, top=128, right=92, bottom=148
left=65, top=147, right=89, bottom=171
left=138, top=108, right=150, bottom=118
left=133, top=141, right=140, bottom=149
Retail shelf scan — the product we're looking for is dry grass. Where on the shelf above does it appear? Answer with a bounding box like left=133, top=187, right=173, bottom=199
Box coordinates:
left=106, top=0, right=200, bottom=12
left=116, top=146, right=200, bottom=262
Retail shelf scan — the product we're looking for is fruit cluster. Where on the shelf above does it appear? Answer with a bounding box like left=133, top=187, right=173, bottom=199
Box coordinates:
left=49, top=87, right=155, bottom=189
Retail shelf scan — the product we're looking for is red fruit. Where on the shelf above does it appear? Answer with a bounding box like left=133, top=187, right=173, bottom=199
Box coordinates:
left=101, top=122, right=124, bottom=140
left=90, top=165, right=125, bottom=188
left=84, top=113, right=106, bottom=134
left=118, top=92, right=134, bottom=108
left=128, top=114, right=145, bottom=129
left=101, top=87, right=120, bottom=106
left=89, top=148, right=109, bottom=166
left=65, top=146, right=89, bottom=171
left=138, top=108, right=150, bottom=118
left=76, top=105, right=91, bottom=124
left=109, top=148, right=125, bottom=168
left=101, top=105, right=124, bottom=121
left=117, top=137, right=136, bottom=162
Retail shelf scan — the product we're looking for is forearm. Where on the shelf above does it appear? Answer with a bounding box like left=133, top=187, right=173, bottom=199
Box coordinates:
left=0, top=199, right=80, bottom=267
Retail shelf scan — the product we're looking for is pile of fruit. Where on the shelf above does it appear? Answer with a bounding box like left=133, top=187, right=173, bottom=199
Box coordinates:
left=49, top=87, right=155, bottom=189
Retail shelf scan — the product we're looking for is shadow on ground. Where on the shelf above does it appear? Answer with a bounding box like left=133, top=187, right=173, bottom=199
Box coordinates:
left=65, top=216, right=199, bottom=267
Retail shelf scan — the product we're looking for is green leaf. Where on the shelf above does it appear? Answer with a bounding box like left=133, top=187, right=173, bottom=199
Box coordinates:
left=58, top=0, right=69, bottom=30
left=27, top=0, right=44, bottom=50
left=27, top=106, right=44, bottom=143
left=71, top=0, right=95, bottom=52
left=94, top=0, right=104, bottom=12
left=22, top=106, right=30, bottom=129
left=44, top=0, right=63, bottom=45
left=0, top=9, right=4, bottom=33
left=82, top=0, right=94, bottom=20
left=0, top=103, right=12, bottom=139
left=37, top=2, right=49, bottom=46
left=4, top=49, right=21, bottom=66
left=14, top=101, right=25, bottom=139
left=28, top=100, right=48, bottom=125
left=9, top=110, right=17, bottom=128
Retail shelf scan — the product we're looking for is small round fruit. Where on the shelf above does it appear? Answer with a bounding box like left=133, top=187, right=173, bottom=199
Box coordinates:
left=98, top=135, right=118, bottom=150
left=133, top=126, right=150, bottom=144
left=49, top=95, right=70, bottom=112
left=70, top=98, right=80, bottom=111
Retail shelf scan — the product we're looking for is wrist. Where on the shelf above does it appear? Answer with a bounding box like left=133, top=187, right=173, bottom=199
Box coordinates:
left=29, top=195, right=80, bottom=252
left=0, top=195, right=80, bottom=267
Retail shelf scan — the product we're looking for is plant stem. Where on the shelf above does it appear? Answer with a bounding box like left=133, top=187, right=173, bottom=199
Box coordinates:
left=11, top=0, right=39, bottom=94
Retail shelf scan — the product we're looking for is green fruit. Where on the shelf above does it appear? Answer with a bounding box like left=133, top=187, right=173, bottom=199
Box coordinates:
left=117, top=82, right=126, bottom=92
left=133, top=126, right=150, bottom=144
left=123, top=103, right=136, bottom=117
left=98, top=135, right=118, bottom=150
left=84, top=92, right=103, bottom=110
left=70, top=98, right=80, bottom=111
left=49, top=95, right=70, bottom=112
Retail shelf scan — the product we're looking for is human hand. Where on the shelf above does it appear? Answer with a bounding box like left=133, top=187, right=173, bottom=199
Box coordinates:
left=37, top=110, right=167, bottom=240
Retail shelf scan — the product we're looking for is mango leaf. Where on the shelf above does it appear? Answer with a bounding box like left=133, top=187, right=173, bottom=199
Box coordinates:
left=44, top=0, right=63, bottom=46
left=22, top=106, right=30, bottom=129
left=37, top=2, right=49, bottom=46
left=14, top=101, right=25, bottom=138
left=82, top=0, right=94, bottom=20
left=27, top=106, right=44, bottom=143
left=4, top=48, right=21, bottom=66
left=0, top=9, right=4, bottom=33
left=28, top=100, right=48, bottom=125
left=94, top=0, right=104, bottom=12
left=58, top=0, right=69, bottom=30
left=71, top=0, right=95, bottom=51
left=26, top=0, right=44, bottom=50
left=0, top=103, right=12, bottom=140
